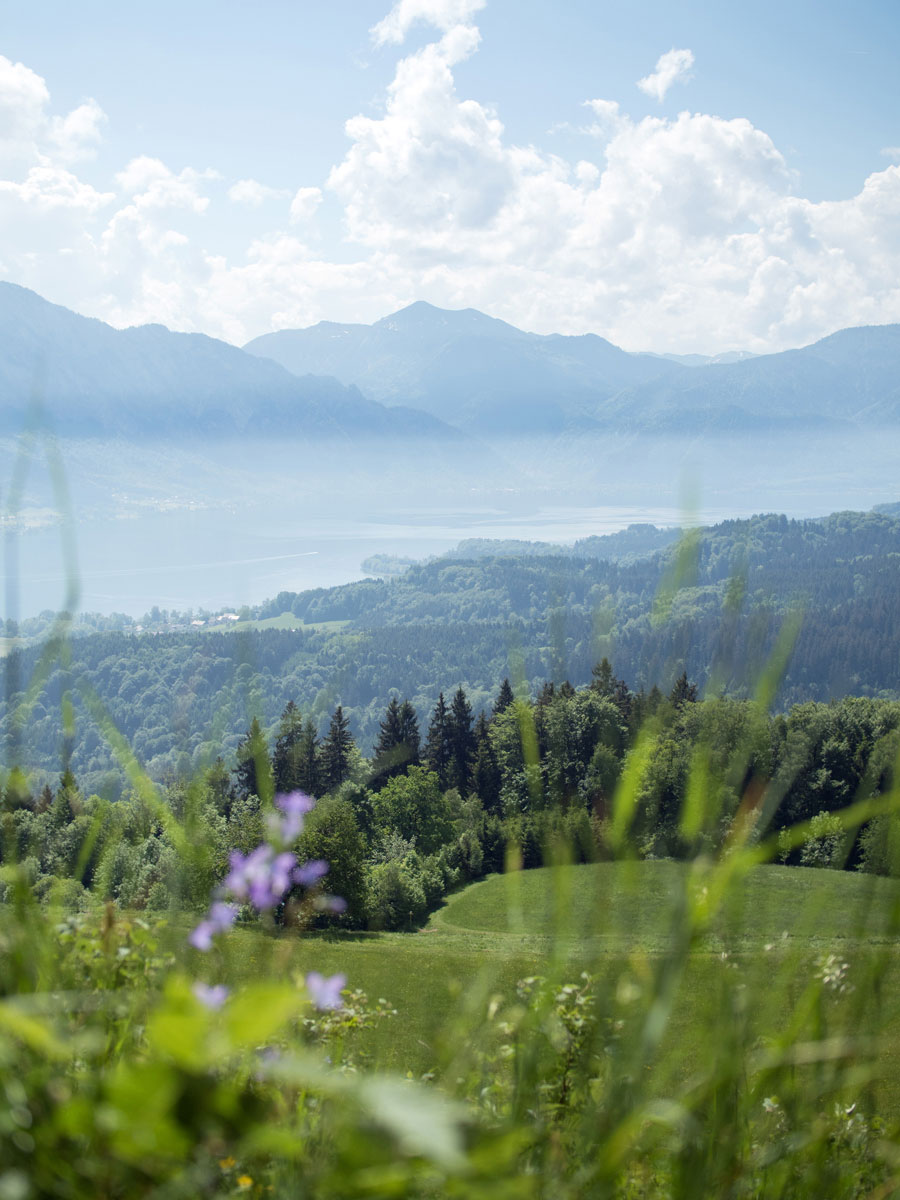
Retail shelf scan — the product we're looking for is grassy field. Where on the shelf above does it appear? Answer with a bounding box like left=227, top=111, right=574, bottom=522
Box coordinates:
left=198, top=862, right=900, bottom=1111
left=200, top=612, right=351, bottom=634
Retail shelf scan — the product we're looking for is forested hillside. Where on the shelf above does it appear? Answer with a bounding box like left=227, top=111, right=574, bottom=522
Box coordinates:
left=3, top=509, right=900, bottom=795
left=5, top=666, right=898, bottom=929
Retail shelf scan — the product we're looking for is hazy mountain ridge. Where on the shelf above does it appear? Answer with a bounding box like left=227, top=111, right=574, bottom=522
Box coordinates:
left=0, top=283, right=467, bottom=443
left=4, top=284, right=898, bottom=442
left=246, top=300, right=685, bottom=434
left=247, top=301, right=900, bottom=437
left=606, top=325, right=900, bottom=432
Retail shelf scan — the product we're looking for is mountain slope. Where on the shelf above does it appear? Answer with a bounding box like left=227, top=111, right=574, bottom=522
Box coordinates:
left=245, top=300, right=685, bottom=434
left=604, top=324, right=900, bottom=431
left=0, top=284, right=464, bottom=441
left=246, top=302, right=900, bottom=436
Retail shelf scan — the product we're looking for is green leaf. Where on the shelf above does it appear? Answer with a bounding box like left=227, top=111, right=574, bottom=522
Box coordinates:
left=224, top=984, right=299, bottom=1050
left=357, top=1077, right=467, bottom=1169
left=105, top=1061, right=191, bottom=1163
left=0, top=1001, right=68, bottom=1060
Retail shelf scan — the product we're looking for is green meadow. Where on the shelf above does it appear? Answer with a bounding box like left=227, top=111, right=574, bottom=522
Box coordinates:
left=206, top=862, right=900, bottom=1110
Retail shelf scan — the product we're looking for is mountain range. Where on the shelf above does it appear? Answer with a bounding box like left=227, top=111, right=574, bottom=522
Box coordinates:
left=0, top=283, right=458, bottom=442
left=246, top=301, right=900, bottom=436
left=1, top=282, right=899, bottom=441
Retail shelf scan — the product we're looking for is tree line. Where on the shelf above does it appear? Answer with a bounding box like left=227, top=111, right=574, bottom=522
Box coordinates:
left=5, top=659, right=899, bottom=931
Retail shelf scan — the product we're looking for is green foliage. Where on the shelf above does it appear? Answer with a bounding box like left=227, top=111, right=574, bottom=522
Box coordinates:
left=368, top=858, right=428, bottom=930
left=9, top=509, right=900, bottom=797
left=372, top=766, right=455, bottom=855
left=297, top=792, right=368, bottom=926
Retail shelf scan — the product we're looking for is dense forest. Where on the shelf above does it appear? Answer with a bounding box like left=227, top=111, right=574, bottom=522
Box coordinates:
left=3, top=663, right=898, bottom=931
left=2, top=508, right=900, bottom=796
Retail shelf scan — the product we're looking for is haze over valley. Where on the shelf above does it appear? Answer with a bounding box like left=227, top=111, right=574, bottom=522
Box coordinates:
left=4, top=282, right=900, bottom=617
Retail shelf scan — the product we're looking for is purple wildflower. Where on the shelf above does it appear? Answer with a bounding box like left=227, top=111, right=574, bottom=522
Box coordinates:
left=224, top=846, right=266, bottom=901
left=314, top=894, right=347, bottom=914
left=188, top=920, right=217, bottom=951
left=293, top=859, right=329, bottom=887
left=277, top=791, right=315, bottom=817
left=209, top=901, right=238, bottom=930
left=188, top=900, right=238, bottom=951
left=275, top=791, right=315, bottom=842
left=306, top=971, right=346, bottom=1011
left=193, top=982, right=230, bottom=1010
left=269, top=852, right=298, bottom=900
left=225, top=845, right=299, bottom=910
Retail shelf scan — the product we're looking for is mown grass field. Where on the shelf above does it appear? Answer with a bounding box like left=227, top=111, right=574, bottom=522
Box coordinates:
left=201, top=612, right=351, bottom=634
left=196, top=862, right=900, bottom=1111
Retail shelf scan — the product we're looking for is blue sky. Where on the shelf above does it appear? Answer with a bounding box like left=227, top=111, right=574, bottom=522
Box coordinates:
left=1, top=0, right=898, bottom=352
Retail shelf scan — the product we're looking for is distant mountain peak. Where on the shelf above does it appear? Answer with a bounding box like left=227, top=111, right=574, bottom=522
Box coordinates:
left=374, top=299, right=521, bottom=338
left=0, top=282, right=471, bottom=443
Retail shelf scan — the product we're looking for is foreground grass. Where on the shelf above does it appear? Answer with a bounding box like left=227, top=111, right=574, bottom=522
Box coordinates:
left=7, top=858, right=900, bottom=1195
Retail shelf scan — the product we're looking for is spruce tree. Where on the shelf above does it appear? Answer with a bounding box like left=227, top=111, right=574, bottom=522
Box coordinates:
left=371, top=696, right=420, bottom=788
left=297, top=717, right=321, bottom=797
left=321, top=705, right=355, bottom=793
left=398, top=700, right=421, bottom=767
left=424, top=692, right=452, bottom=790
left=205, top=757, right=232, bottom=816
left=472, top=711, right=501, bottom=813
left=591, top=658, right=616, bottom=696
left=447, top=686, right=476, bottom=795
left=493, top=678, right=514, bottom=717
left=273, top=700, right=304, bottom=794
left=233, top=717, right=272, bottom=804
left=669, top=672, right=699, bottom=708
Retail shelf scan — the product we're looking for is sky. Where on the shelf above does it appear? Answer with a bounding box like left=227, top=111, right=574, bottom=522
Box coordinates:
left=1, top=0, right=898, bottom=354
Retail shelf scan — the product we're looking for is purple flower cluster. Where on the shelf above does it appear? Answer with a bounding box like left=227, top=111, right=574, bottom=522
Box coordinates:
left=193, top=981, right=230, bottom=1010
left=225, top=845, right=300, bottom=910
left=189, top=791, right=333, bottom=948
left=189, top=791, right=349, bottom=1014
left=189, top=901, right=238, bottom=950
left=268, top=789, right=316, bottom=845
left=306, top=971, right=347, bottom=1011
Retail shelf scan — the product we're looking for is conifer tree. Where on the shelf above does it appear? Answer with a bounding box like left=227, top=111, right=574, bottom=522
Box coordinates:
left=205, top=757, right=232, bottom=816
left=493, top=678, right=515, bottom=717
left=296, top=717, right=321, bottom=797
left=592, top=658, right=633, bottom=721
left=472, top=711, right=501, bottom=813
left=447, top=686, right=476, bottom=795
left=669, top=672, right=699, bottom=708
left=233, top=717, right=272, bottom=804
left=591, top=658, right=616, bottom=696
left=398, top=700, right=421, bottom=767
left=321, top=705, right=355, bottom=793
left=371, top=696, right=420, bottom=788
left=424, top=692, right=452, bottom=790
left=273, top=700, right=304, bottom=794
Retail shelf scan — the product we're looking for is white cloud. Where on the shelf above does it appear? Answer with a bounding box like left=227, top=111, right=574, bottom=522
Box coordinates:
left=0, top=162, right=113, bottom=213
left=329, top=27, right=510, bottom=250
left=116, top=156, right=217, bottom=212
left=48, top=98, right=106, bottom=161
left=583, top=98, right=625, bottom=141
left=289, top=186, right=322, bottom=223
left=0, top=29, right=898, bottom=357
left=0, top=55, right=49, bottom=146
left=371, top=0, right=485, bottom=46
left=0, top=55, right=107, bottom=171
left=881, top=146, right=900, bottom=159
left=228, top=178, right=291, bottom=206
left=637, top=48, right=695, bottom=102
